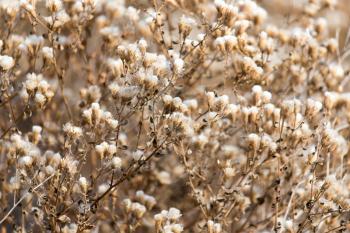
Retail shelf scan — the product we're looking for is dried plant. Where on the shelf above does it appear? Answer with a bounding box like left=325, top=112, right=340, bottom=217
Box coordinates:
left=1, top=0, right=350, bottom=232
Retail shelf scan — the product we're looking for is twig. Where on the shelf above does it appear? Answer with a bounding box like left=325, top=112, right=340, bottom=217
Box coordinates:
left=91, top=137, right=170, bottom=208
left=0, top=173, right=56, bottom=224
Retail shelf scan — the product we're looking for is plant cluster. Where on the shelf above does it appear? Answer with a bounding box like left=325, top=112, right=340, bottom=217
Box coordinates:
left=0, top=0, right=350, bottom=232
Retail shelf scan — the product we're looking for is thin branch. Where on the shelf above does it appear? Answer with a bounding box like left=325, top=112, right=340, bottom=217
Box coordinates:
left=0, top=173, right=56, bottom=224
